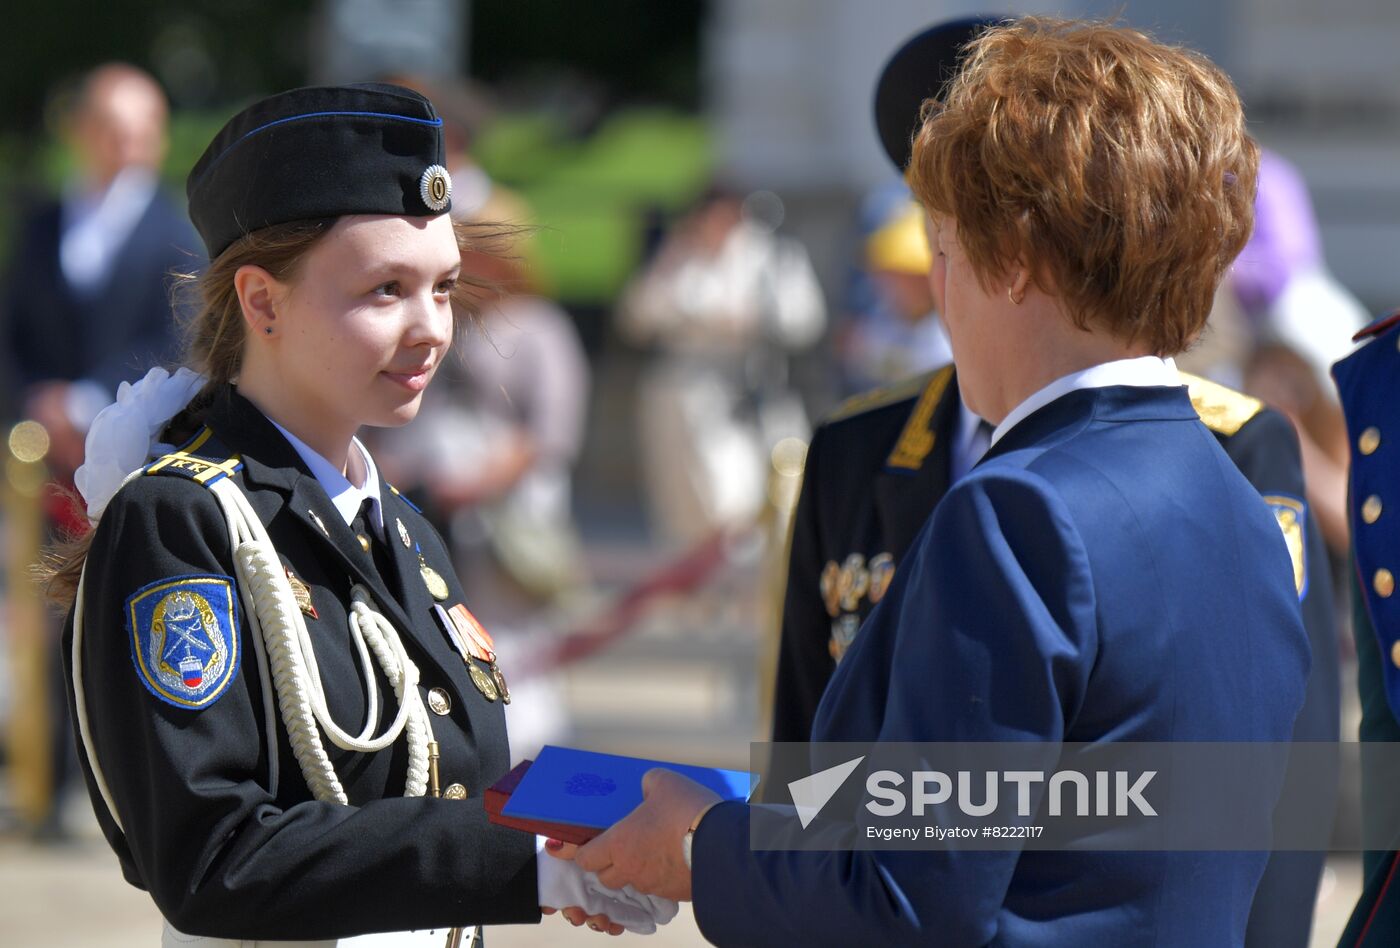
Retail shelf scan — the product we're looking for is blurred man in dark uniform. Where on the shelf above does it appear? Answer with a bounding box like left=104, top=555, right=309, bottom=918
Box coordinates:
left=3, top=63, right=197, bottom=473
left=768, top=18, right=1338, bottom=947
left=1333, top=311, right=1400, bottom=946
left=1, top=62, right=199, bottom=839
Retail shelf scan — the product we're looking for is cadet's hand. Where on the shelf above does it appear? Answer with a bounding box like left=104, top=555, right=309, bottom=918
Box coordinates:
left=540, top=906, right=624, bottom=936
left=537, top=833, right=680, bottom=934
left=552, top=768, right=720, bottom=901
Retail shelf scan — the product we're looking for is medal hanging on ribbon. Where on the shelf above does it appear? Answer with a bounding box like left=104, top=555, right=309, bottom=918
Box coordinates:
left=432, top=603, right=510, bottom=703
left=448, top=603, right=511, bottom=704
left=414, top=541, right=450, bottom=601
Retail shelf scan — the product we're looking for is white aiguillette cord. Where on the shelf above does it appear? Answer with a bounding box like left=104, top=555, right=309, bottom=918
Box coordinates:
left=72, top=473, right=437, bottom=835
left=211, top=477, right=435, bottom=803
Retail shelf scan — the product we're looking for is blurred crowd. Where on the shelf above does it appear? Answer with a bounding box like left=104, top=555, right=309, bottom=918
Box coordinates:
left=0, top=60, right=1372, bottom=884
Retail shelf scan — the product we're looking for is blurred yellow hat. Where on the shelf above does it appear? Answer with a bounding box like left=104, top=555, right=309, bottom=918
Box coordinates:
left=866, top=202, right=932, bottom=275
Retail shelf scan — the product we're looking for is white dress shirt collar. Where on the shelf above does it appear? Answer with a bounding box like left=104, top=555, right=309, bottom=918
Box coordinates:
left=60, top=166, right=159, bottom=296
left=268, top=420, right=383, bottom=537
left=990, top=355, right=1182, bottom=447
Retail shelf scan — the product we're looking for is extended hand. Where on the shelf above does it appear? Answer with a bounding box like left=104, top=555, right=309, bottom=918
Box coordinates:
left=537, top=832, right=680, bottom=934
left=541, top=906, right=624, bottom=936
left=554, top=768, right=721, bottom=901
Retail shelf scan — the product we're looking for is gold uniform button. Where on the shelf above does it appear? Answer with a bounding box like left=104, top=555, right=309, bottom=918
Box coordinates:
left=1360, top=427, right=1382, bottom=456
left=1364, top=495, right=1384, bottom=525
left=1391, top=640, right=1400, bottom=670
left=357, top=534, right=371, bottom=552
left=427, top=687, right=452, bottom=716
left=443, top=783, right=467, bottom=800
left=1376, top=568, right=1395, bottom=599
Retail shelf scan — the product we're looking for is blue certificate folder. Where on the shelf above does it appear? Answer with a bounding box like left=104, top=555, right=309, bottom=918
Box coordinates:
left=500, top=745, right=755, bottom=833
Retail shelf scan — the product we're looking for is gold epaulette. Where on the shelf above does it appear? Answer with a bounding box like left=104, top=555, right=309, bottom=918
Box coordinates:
left=144, top=427, right=243, bottom=486
left=826, top=366, right=951, bottom=424
left=886, top=366, right=955, bottom=470
left=1181, top=372, right=1264, bottom=437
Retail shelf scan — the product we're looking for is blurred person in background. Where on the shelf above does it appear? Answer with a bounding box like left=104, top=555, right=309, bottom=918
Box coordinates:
left=1183, top=149, right=1366, bottom=555
left=3, top=64, right=196, bottom=471
left=434, top=248, right=590, bottom=621
left=832, top=196, right=953, bottom=386
left=375, top=242, right=591, bottom=760
left=1234, top=150, right=1369, bottom=398
left=1234, top=151, right=1366, bottom=555
left=831, top=181, right=941, bottom=392
left=0, top=62, right=200, bottom=841
left=617, top=185, right=826, bottom=545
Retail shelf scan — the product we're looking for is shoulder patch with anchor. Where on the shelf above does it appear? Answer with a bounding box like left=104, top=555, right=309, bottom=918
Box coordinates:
left=126, top=574, right=241, bottom=710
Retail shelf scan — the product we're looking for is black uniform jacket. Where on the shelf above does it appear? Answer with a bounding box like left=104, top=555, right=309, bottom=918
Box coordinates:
left=769, top=365, right=1338, bottom=948
left=63, top=386, right=540, bottom=940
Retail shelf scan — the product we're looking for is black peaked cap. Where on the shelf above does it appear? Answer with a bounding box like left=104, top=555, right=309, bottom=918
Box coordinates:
left=187, top=83, right=450, bottom=259
left=873, top=16, right=1007, bottom=172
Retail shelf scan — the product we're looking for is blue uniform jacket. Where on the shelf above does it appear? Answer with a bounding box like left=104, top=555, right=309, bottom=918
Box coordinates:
left=1333, top=312, right=1400, bottom=946
left=693, top=384, right=1310, bottom=946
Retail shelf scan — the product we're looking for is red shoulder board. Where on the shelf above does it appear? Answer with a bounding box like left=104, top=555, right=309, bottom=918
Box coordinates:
left=1353, top=309, right=1400, bottom=343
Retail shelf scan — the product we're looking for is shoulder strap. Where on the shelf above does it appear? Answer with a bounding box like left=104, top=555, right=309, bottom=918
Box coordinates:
left=826, top=366, right=949, bottom=424
left=1180, top=372, right=1264, bottom=437
left=144, top=426, right=244, bottom=486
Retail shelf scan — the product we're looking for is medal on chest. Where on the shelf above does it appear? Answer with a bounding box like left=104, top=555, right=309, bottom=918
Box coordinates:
left=433, top=602, right=511, bottom=703
left=284, top=568, right=319, bottom=619
left=412, top=540, right=450, bottom=601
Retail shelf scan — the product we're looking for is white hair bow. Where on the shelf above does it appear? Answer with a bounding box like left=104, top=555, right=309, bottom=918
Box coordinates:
left=74, top=366, right=207, bottom=521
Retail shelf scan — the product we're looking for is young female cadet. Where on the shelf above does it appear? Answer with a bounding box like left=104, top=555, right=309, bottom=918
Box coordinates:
left=49, top=83, right=674, bottom=945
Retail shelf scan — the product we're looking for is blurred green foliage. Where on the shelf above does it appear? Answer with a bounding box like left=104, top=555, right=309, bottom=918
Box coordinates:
left=479, top=109, right=712, bottom=301
left=1, top=106, right=711, bottom=304
left=0, top=0, right=708, bottom=303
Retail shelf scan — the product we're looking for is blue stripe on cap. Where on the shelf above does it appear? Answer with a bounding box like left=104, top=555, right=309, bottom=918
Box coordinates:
left=237, top=109, right=443, bottom=143
left=193, top=110, right=444, bottom=191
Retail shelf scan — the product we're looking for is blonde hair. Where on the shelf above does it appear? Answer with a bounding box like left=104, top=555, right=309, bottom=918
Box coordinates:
left=907, top=17, right=1258, bottom=354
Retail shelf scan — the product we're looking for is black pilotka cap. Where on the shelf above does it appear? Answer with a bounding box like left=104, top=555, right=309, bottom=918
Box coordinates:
left=187, top=83, right=453, bottom=259
left=873, top=16, right=1007, bottom=172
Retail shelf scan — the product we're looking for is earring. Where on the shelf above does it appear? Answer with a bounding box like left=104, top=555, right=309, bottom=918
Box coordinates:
left=1007, top=286, right=1023, bottom=306
left=264, top=326, right=274, bottom=335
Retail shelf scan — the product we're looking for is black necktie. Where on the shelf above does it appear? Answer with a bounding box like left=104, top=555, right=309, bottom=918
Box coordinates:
left=351, top=497, right=397, bottom=592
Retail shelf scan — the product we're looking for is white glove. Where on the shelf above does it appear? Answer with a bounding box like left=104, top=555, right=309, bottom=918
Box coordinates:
left=535, top=836, right=680, bottom=934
